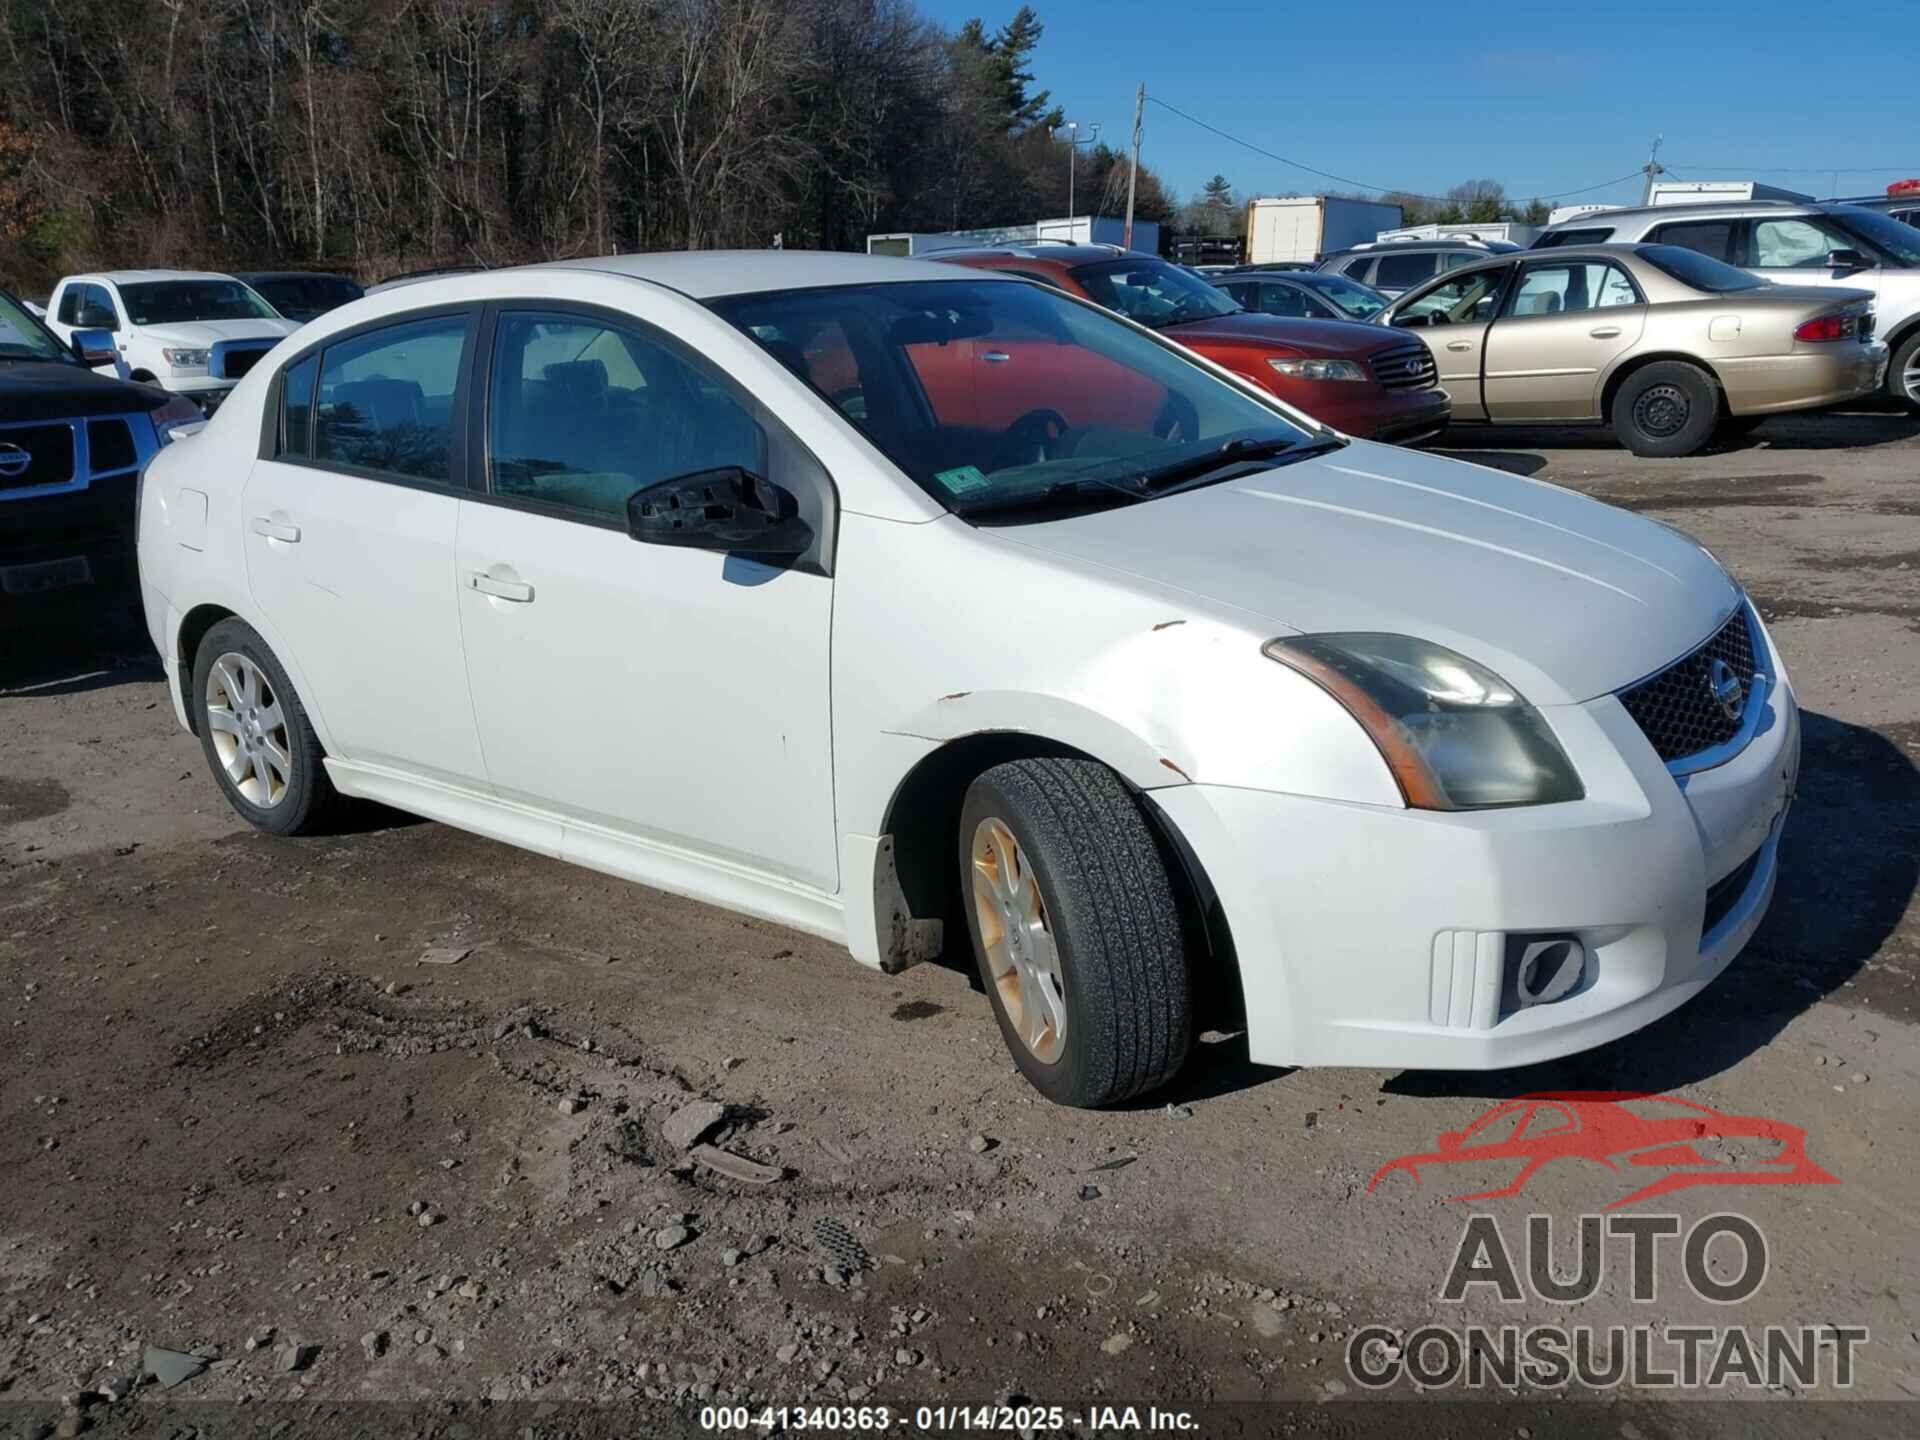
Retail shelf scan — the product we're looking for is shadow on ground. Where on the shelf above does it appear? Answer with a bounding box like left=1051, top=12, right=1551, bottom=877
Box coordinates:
left=0, top=589, right=157, bottom=697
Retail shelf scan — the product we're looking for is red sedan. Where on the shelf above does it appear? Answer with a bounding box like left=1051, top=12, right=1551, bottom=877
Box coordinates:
left=932, top=245, right=1450, bottom=445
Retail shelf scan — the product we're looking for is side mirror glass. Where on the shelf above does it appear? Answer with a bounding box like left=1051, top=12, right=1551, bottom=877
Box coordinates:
left=77, top=305, right=117, bottom=330
left=70, top=328, right=117, bottom=367
left=1827, top=247, right=1870, bottom=271
left=626, top=466, right=812, bottom=559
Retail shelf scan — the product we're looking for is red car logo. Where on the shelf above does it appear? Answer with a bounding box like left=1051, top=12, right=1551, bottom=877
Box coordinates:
left=1369, top=1092, right=1838, bottom=1210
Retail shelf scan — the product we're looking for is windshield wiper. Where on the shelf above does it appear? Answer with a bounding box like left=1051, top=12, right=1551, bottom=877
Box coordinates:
left=952, top=472, right=1149, bottom=520
left=1135, top=435, right=1340, bottom=494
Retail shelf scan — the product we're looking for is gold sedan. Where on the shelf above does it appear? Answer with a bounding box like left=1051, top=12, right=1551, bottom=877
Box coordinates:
left=1380, top=243, right=1888, bottom=456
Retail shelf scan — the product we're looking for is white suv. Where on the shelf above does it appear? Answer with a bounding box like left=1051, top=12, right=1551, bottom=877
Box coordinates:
left=1534, top=201, right=1920, bottom=408
left=44, top=271, right=299, bottom=411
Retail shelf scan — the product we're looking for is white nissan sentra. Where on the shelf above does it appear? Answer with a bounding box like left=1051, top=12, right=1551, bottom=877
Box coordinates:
left=135, top=253, right=1799, bottom=1108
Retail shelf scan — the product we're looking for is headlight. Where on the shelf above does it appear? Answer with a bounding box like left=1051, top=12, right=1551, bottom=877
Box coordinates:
left=161, top=347, right=210, bottom=368
left=150, top=393, right=206, bottom=446
left=1267, top=357, right=1367, bottom=382
left=1263, top=633, right=1584, bottom=810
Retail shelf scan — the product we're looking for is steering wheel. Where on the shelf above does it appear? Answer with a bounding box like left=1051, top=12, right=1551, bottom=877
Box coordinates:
left=1152, top=393, right=1200, bottom=444
left=991, top=408, right=1072, bottom=470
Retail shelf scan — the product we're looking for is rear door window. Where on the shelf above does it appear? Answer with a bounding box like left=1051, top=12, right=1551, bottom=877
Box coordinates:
left=1374, top=252, right=1438, bottom=290
left=315, top=314, right=470, bottom=483
left=1646, top=220, right=1739, bottom=263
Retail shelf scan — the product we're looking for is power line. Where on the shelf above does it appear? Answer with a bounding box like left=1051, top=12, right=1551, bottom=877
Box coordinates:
left=1144, top=94, right=1645, bottom=203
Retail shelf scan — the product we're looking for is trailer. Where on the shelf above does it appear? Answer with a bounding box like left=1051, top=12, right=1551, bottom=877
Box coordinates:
left=1244, top=196, right=1403, bottom=266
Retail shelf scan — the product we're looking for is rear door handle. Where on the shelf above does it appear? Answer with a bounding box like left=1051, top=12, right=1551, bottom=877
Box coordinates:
left=470, top=572, right=534, bottom=603
left=1589, top=326, right=1622, bottom=338
left=249, top=516, right=301, bottom=543
left=980, top=350, right=1012, bottom=363
left=1445, top=341, right=1473, bottom=352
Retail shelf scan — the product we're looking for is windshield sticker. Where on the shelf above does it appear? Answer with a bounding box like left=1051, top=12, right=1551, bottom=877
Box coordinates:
left=934, top=465, right=991, bottom=495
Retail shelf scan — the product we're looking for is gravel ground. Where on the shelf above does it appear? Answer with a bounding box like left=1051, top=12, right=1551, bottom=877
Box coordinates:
left=1, top=409, right=1916, bottom=1438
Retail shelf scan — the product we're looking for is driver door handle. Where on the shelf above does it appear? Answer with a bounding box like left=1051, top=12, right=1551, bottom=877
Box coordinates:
left=980, top=350, right=1011, bottom=363
left=1589, top=325, right=1623, bottom=338
left=1445, top=340, right=1473, bottom=352
left=249, top=516, right=301, bottom=543
left=469, top=572, right=534, bottom=603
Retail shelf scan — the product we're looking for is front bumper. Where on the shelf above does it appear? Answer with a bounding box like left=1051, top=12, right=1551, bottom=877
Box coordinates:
left=1723, top=341, right=1887, bottom=415
left=1152, top=631, right=1801, bottom=1071
left=0, top=474, right=139, bottom=613
left=1268, top=378, right=1452, bottom=445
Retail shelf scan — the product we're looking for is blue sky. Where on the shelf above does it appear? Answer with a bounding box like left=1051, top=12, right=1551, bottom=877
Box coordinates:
left=920, top=0, right=1920, bottom=211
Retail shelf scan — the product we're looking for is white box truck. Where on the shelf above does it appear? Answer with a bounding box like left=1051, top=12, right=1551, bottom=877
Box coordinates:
left=1244, top=196, right=1403, bottom=266
left=1647, top=180, right=1813, bottom=207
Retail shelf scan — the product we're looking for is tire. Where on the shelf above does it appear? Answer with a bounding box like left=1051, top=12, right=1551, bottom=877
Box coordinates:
left=1610, top=361, right=1720, bottom=458
left=957, top=757, right=1191, bottom=1107
left=1888, top=329, right=1920, bottom=412
left=191, top=617, right=342, bottom=836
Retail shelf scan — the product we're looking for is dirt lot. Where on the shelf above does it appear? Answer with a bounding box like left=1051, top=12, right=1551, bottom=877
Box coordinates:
left=2, top=410, right=1917, bottom=1439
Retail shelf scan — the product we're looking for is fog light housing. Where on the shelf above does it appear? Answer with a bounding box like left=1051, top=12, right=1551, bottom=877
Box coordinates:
left=1504, top=935, right=1586, bottom=1014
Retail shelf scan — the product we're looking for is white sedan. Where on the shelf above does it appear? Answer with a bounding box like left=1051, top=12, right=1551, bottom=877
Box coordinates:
left=135, top=252, right=1799, bottom=1107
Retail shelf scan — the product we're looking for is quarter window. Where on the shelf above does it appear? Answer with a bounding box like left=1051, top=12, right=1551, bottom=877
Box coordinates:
left=1340, top=257, right=1375, bottom=282
left=315, top=314, right=469, bottom=483
left=486, top=312, right=766, bottom=523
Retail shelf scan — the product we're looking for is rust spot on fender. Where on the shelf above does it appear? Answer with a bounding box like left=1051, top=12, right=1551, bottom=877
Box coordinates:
left=1159, top=758, right=1193, bottom=781
left=1152, top=619, right=1187, bottom=631
left=938, top=691, right=971, bottom=702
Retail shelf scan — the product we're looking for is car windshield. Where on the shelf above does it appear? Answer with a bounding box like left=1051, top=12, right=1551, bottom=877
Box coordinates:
left=250, top=275, right=364, bottom=317
left=120, top=280, right=279, bottom=325
left=1068, top=258, right=1241, bottom=328
left=1301, top=274, right=1388, bottom=319
left=710, top=279, right=1319, bottom=521
left=1831, top=207, right=1920, bottom=267
left=1637, top=244, right=1766, bottom=293
left=0, top=290, right=66, bottom=362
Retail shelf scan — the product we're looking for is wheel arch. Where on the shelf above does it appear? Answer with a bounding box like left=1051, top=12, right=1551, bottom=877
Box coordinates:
left=174, top=602, right=238, bottom=734
left=1600, top=351, right=1727, bottom=420
left=128, top=368, right=159, bottom=384
left=875, top=730, right=1245, bottom=1030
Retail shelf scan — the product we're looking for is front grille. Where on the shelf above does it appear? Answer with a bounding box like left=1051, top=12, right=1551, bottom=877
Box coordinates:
left=1617, top=609, right=1759, bottom=764
left=1703, top=846, right=1763, bottom=936
left=87, top=418, right=137, bottom=473
left=0, top=423, right=76, bottom=492
left=1369, top=341, right=1438, bottom=391
left=215, top=344, right=272, bottom=380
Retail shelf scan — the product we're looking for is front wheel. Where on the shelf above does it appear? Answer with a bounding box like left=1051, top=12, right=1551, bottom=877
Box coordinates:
left=957, top=758, right=1191, bottom=1108
left=1888, top=331, right=1920, bottom=412
left=1611, top=361, right=1720, bottom=458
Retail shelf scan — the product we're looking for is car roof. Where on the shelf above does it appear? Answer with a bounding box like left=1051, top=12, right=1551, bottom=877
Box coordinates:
left=1540, top=199, right=1872, bottom=232
left=71, top=270, right=241, bottom=285
left=235, top=270, right=357, bottom=282
left=914, top=243, right=1143, bottom=268
left=1328, top=239, right=1521, bottom=257
left=535, top=249, right=1031, bottom=298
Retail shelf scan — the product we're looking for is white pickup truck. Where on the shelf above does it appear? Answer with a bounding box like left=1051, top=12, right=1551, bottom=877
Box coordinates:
left=43, top=271, right=299, bottom=412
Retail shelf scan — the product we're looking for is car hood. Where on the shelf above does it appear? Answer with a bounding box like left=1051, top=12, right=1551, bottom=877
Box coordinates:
left=996, top=440, right=1740, bottom=706
left=137, top=319, right=297, bottom=345
left=1164, top=311, right=1408, bottom=359
left=0, top=360, right=169, bottom=419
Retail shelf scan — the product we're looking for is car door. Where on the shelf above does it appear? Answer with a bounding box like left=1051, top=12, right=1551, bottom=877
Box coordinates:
left=454, top=303, right=838, bottom=891
left=1482, top=258, right=1647, bottom=420
left=242, top=308, right=490, bottom=787
left=1386, top=264, right=1517, bottom=420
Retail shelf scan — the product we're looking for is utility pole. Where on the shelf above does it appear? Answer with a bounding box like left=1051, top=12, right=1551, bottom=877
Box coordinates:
left=1639, top=134, right=1665, bottom=205
left=1122, top=84, right=1145, bottom=250
left=1054, top=121, right=1101, bottom=233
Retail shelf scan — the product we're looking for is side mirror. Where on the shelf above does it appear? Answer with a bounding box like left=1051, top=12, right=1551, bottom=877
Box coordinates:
left=626, top=466, right=812, bottom=559
left=70, top=328, right=117, bottom=367
left=77, top=305, right=117, bottom=330
left=1827, top=248, right=1870, bottom=271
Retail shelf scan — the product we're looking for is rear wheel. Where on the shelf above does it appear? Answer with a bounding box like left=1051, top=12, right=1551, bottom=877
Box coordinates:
left=1611, top=361, right=1720, bottom=458
left=1888, top=330, right=1920, bottom=412
left=191, top=618, right=342, bottom=836
left=957, top=757, right=1191, bottom=1108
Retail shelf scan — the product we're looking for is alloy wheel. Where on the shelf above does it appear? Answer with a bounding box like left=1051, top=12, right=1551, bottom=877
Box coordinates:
left=206, top=652, right=292, bottom=808
left=971, top=816, right=1066, bottom=1063
left=1904, top=351, right=1920, bottom=405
